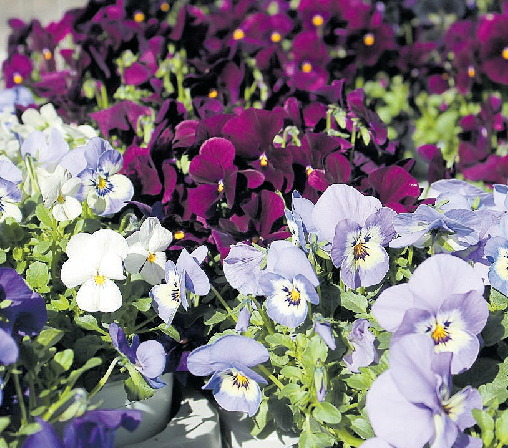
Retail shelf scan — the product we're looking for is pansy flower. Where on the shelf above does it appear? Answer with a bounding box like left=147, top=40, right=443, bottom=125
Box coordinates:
left=312, top=184, right=395, bottom=289
left=223, top=243, right=265, bottom=296
left=76, top=137, right=134, bottom=216
left=39, top=164, right=82, bottom=222
left=478, top=14, right=508, bottom=85
left=485, top=215, right=508, bottom=296
left=125, top=217, right=173, bottom=286
left=23, top=411, right=142, bottom=448
left=366, top=334, right=482, bottom=448
left=343, top=319, right=378, bottom=373
left=60, top=229, right=128, bottom=313
left=150, top=246, right=210, bottom=325
left=259, top=241, right=319, bottom=328
left=188, top=137, right=238, bottom=218
left=109, top=323, right=166, bottom=388
left=372, top=254, right=488, bottom=374
left=187, top=335, right=269, bottom=416
left=0, top=159, right=22, bottom=222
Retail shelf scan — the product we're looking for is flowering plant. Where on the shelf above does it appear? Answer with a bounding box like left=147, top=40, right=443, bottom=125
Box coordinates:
left=4, top=0, right=508, bottom=448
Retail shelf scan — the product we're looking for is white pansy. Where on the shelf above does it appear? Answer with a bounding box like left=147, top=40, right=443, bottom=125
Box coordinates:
left=60, top=229, right=128, bottom=312
left=125, top=217, right=173, bottom=285
left=39, top=165, right=82, bottom=221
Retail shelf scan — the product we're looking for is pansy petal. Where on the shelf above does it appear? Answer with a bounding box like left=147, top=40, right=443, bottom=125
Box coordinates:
left=177, top=249, right=210, bottom=296
left=150, top=284, right=180, bottom=324
left=187, top=344, right=214, bottom=376
left=372, top=284, right=415, bottom=332
left=209, top=335, right=269, bottom=369
left=136, top=340, right=166, bottom=379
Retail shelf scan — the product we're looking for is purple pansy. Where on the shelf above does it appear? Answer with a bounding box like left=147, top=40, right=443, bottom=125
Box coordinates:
left=188, top=137, right=238, bottom=218
left=372, top=254, right=488, bottom=374
left=259, top=241, right=319, bottom=328
left=23, top=411, right=142, bottom=448
left=75, top=137, right=134, bottom=216
left=366, top=334, right=482, bottom=448
left=187, top=335, right=269, bottom=417
left=478, top=14, right=508, bottom=85
left=150, top=246, right=210, bottom=325
left=109, top=323, right=166, bottom=387
left=343, top=319, right=378, bottom=373
left=0, top=267, right=47, bottom=339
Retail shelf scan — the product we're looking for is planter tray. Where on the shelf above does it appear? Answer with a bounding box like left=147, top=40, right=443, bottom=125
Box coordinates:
left=123, top=387, right=222, bottom=448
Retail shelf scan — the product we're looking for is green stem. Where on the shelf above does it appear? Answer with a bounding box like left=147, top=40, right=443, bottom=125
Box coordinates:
left=251, top=297, right=275, bottom=335
left=12, top=365, right=27, bottom=425
left=258, top=365, right=284, bottom=390
left=211, top=285, right=234, bottom=316
left=88, top=357, right=120, bottom=399
left=131, top=314, right=157, bottom=333
left=349, top=123, right=357, bottom=165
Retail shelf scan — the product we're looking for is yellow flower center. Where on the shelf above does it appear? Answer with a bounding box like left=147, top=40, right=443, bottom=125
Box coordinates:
left=270, top=32, right=281, bottom=43
left=57, top=194, right=65, bottom=204
left=134, top=11, right=145, bottom=22
left=312, top=14, right=324, bottom=27
left=94, top=274, right=105, bottom=285
left=160, top=2, right=170, bottom=12
left=301, top=62, right=312, bottom=73
left=174, top=230, right=185, bottom=240
left=306, top=166, right=313, bottom=176
left=232, top=370, right=250, bottom=389
left=467, top=65, right=475, bottom=78
left=442, top=72, right=449, bottom=81
left=13, top=73, right=23, bottom=84
left=260, top=153, right=268, bottom=167
left=147, top=253, right=156, bottom=263
left=217, top=179, right=224, bottom=192
left=97, top=176, right=107, bottom=191
left=363, top=33, right=375, bottom=46
left=290, top=287, right=300, bottom=303
left=208, top=89, right=218, bottom=98
left=431, top=323, right=448, bottom=344
left=43, top=49, right=52, bottom=60
left=503, top=46, right=508, bottom=60
left=233, top=29, right=245, bottom=40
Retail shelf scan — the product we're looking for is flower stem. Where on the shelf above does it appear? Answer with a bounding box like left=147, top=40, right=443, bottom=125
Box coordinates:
left=258, top=364, right=284, bottom=390
left=11, top=365, right=27, bottom=425
left=251, top=297, right=275, bottom=335
left=211, top=285, right=234, bottom=317
left=88, top=357, right=120, bottom=399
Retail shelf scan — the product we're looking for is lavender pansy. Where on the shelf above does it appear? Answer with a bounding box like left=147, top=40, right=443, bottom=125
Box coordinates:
left=0, top=86, right=34, bottom=114
left=390, top=204, right=482, bottom=254
left=76, top=137, right=134, bottom=216
left=366, top=334, right=482, bottom=448
left=343, top=319, right=378, bottom=373
left=259, top=241, right=319, bottom=328
left=314, top=314, right=336, bottom=350
left=223, top=243, right=265, bottom=296
left=20, top=128, right=69, bottom=172
left=285, top=191, right=308, bottom=252
left=485, top=215, right=508, bottom=295
left=150, top=246, right=210, bottom=325
left=187, top=335, right=269, bottom=416
left=372, top=254, right=488, bottom=373
left=235, top=306, right=252, bottom=333
left=109, top=323, right=166, bottom=387
left=0, top=176, right=22, bottom=222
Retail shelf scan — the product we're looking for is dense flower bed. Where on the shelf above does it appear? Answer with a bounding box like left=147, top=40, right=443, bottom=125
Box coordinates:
left=2, top=1, right=508, bottom=447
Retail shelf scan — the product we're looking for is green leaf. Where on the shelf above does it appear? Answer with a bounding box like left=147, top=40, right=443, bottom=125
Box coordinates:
left=157, top=324, right=180, bottom=341
left=345, top=370, right=375, bottom=391
left=490, top=288, right=508, bottom=311
left=359, top=126, right=371, bottom=146
left=340, top=291, right=368, bottom=314
left=124, top=364, right=155, bottom=401
left=302, top=335, right=328, bottom=369
left=472, top=409, right=494, bottom=447
left=26, top=261, right=50, bottom=289
left=35, top=328, right=64, bottom=351
left=280, top=366, right=304, bottom=382
left=482, top=311, right=508, bottom=347
left=35, top=203, right=54, bottom=227
left=350, top=415, right=374, bottom=439
left=265, top=333, right=294, bottom=349
left=251, top=399, right=269, bottom=437
left=73, top=335, right=106, bottom=363
left=279, top=383, right=307, bottom=405
left=204, top=310, right=228, bottom=326
left=299, top=428, right=336, bottom=448
left=132, top=297, right=151, bottom=312
left=312, top=402, right=341, bottom=424
left=0, top=417, right=10, bottom=433
left=0, top=251, right=6, bottom=265
left=16, top=422, right=42, bottom=436
left=51, top=349, right=74, bottom=374
left=496, top=410, right=508, bottom=445
left=74, top=314, right=104, bottom=333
